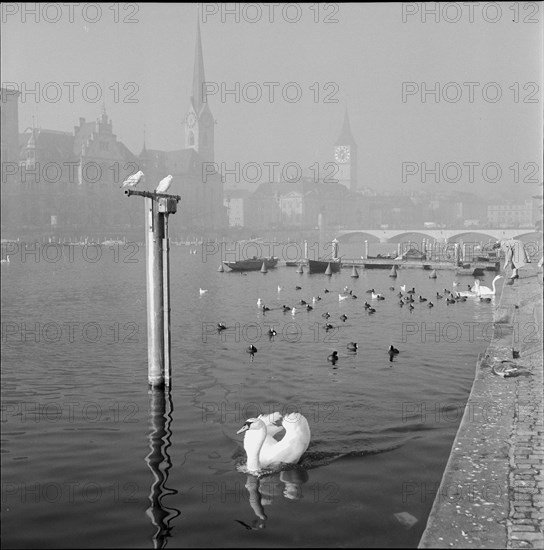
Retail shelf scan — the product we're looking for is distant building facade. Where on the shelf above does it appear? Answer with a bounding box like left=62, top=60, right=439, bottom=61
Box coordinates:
left=487, top=201, right=534, bottom=228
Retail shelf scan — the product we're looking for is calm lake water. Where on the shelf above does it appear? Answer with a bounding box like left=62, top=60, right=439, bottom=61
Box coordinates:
left=1, top=241, right=502, bottom=548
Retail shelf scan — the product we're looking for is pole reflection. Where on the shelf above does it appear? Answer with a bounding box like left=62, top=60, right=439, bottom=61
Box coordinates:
left=145, top=387, right=181, bottom=548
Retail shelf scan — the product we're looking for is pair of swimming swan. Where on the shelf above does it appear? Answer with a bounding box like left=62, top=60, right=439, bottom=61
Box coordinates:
left=237, top=412, right=311, bottom=474
left=455, top=275, right=503, bottom=297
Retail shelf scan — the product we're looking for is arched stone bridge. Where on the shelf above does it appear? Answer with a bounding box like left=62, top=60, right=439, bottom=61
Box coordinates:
left=335, top=228, right=539, bottom=243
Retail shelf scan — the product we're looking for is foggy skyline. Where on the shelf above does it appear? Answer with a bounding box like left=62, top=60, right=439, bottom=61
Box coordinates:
left=2, top=2, right=542, bottom=199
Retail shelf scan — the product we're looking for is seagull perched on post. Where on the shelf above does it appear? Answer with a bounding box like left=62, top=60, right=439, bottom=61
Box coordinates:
left=120, top=170, right=144, bottom=189
left=156, top=174, right=173, bottom=194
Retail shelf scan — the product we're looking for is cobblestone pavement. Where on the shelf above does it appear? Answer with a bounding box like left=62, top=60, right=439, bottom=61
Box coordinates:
left=419, top=264, right=543, bottom=549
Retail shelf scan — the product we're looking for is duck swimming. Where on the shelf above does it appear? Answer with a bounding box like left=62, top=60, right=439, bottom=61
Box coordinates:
left=340, top=314, right=348, bottom=322
left=247, top=345, right=258, bottom=358
left=388, top=345, right=399, bottom=362
left=237, top=412, right=311, bottom=474
left=327, top=351, right=339, bottom=364
left=347, top=342, right=358, bottom=352
left=217, top=323, right=227, bottom=331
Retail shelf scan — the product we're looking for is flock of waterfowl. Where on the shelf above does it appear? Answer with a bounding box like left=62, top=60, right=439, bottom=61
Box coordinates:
left=203, top=274, right=503, bottom=372
left=200, top=272, right=505, bottom=475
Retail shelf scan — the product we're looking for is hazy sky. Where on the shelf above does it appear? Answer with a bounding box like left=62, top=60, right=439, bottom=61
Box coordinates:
left=2, top=2, right=542, bottom=199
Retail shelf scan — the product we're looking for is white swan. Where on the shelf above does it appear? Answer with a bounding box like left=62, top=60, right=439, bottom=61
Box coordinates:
left=237, top=413, right=311, bottom=474
left=455, top=287, right=479, bottom=298
left=470, top=280, right=480, bottom=292
left=338, top=294, right=348, bottom=301
left=476, top=275, right=503, bottom=296
left=199, top=288, right=208, bottom=295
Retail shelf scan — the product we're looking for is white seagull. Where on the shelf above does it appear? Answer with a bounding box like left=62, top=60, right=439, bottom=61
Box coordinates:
left=156, top=174, right=173, bottom=194
left=199, top=288, right=208, bottom=295
left=120, top=170, right=144, bottom=189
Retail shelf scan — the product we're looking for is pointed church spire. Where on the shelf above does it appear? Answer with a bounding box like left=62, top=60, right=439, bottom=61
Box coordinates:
left=192, top=19, right=206, bottom=114
left=335, top=107, right=356, bottom=146
left=141, top=124, right=148, bottom=155
left=100, top=100, right=108, bottom=123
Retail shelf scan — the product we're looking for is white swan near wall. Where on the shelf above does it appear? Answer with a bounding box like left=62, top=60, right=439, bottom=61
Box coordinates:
left=476, top=275, right=503, bottom=296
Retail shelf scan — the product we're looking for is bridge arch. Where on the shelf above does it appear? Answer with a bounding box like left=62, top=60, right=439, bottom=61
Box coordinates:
left=336, top=231, right=381, bottom=243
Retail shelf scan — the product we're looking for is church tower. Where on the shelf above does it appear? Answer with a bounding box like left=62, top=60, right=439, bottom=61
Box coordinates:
left=184, top=20, right=214, bottom=164
left=333, top=108, right=358, bottom=191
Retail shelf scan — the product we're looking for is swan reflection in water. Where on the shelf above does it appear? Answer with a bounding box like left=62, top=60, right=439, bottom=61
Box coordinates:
left=236, top=469, right=310, bottom=530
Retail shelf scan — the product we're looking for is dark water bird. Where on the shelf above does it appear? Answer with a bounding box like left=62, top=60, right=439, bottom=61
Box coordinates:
left=217, top=323, right=227, bottom=331
left=324, top=289, right=330, bottom=293
left=388, top=345, right=399, bottom=362
left=306, top=304, right=313, bottom=311
left=262, top=305, right=270, bottom=312
left=351, top=294, right=358, bottom=299
left=327, top=351, right=338, bottom=364
left=282, top=305, right=291, bottom=312
left=324, top=323, right=334, bottom=331
left=397, top=292, right=403, bottom=298
left=456, top=295, right=467, bottom=302
left=389, top=286, right=395, bottom=291
left=314, top=295, right=322, bottom=301
left=480, top=296, right=492, bottom=303
left=512, top=348, right=520, bottom=359
left=436, top=292, right=443, bottom=299
left=366, top=288, right=375, bottom=294
left=295, top=286, right=302, bottom=290
left=427, top=301, right=434, bottom=308
left=367, top=307, right=376, bottom=314
left=419, top=296, right=427, bottom=302
left=267, top=328, right=277, bottom=339
left=399, top=300, right=404, bottom=306
left=364, top=301, right=371, bottom=309
left=247, top=345, right=258, bottom=359
left=446, top=297, right=456, bottom=304
left=347, top=342, right=358, bottom=352
left=300, top=299, right=307, bottom=305
left=407, top=288, right=415, bottom=294
left=322, top=312, right=331, bottom=319
left=408, top=303, right=414, bottom=311
left=444, top=289, right=451, bottom=295
left=340, top=314, right=348, bottom=322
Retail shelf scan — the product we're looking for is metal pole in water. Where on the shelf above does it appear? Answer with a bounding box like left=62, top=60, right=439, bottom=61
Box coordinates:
left=147, top=198, right=165, bottom=387
left=162, top=212, right=171, bottom=387
left=126, top=189, right=180, bottom=387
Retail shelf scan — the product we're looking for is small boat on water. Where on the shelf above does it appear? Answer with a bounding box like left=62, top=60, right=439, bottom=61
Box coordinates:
left=223, top=256, right=279, bottom=271
left=307, top=258, right=342, bottom=274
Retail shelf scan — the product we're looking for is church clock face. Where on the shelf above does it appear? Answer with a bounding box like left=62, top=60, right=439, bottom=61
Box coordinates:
left=186, top=112, right=197, bottom=128
left=334, top=145, right=350, bottom=163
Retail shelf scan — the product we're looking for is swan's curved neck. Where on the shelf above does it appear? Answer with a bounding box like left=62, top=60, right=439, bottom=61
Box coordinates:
left=244, top=428, right=265, bottom=472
